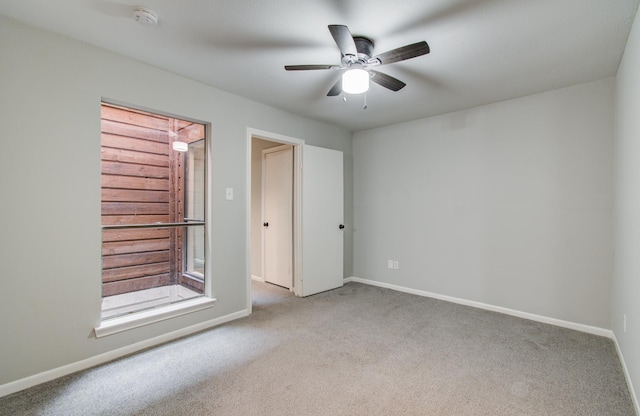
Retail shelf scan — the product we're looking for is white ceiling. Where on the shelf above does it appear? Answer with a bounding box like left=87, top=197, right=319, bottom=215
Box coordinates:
left=1, top=0, right=638, bottom=131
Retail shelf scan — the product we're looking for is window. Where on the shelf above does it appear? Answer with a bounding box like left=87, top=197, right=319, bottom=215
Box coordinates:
left=100, top=103, right=207, bottom=320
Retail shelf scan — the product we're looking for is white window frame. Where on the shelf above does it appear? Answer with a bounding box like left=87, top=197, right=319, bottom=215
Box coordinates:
left=95, top=100, right=214, bottom=337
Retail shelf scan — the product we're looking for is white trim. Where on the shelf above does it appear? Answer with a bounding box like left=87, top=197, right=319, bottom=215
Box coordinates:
left=612, top=333, right=640, bottom=415
left=251, top=275, right=265, bottom=282
left=248, top=128, right=305, bottom=146
left=0, top=309, right=249, bottom=398
left=344, top=277, right=612, bottom=338
left=246, top=130, right=253, bottom=314
left=95, top=297, right=216, bottom=338
left=292, top=144, right=302, bottom=297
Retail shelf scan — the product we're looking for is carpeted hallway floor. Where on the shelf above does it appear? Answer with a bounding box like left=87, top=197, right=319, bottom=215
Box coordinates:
left=0, top=281, right=635, bottom=415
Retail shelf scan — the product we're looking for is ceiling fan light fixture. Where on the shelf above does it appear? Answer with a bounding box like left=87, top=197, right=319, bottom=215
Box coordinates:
left=342, top=68, right=369, bottom=94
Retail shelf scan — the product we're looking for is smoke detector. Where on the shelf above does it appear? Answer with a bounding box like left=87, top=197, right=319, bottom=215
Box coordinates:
left=133, top=7, right=158, bottom=26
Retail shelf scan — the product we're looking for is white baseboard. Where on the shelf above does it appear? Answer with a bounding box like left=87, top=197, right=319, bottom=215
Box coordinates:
left=0, top=309, right=249, bottom=398
left=612, top=333, right=640, bottom=415
left=343, top=276, right=612, bottom=338
left=251, top=275, right=265, bottom=282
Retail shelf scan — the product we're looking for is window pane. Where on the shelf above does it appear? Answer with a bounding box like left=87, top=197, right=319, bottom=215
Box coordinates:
left=185, top=139, right=205, bottom=222
left=101, top=103, right=207, bottom=320
left=184, top=139, right=206, bottom=278
left=101, top=225, right=204, bottom=319
left=185, top=225, right=205, bottom=276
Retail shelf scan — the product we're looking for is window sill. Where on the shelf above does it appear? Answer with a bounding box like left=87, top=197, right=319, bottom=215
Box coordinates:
left=94, top=296, right=216, bottom=338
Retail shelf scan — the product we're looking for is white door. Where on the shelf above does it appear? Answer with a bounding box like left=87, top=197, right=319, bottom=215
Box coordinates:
left=263, top=146, right=293, bottom=289
left=300, top=145, right=344, bottom=296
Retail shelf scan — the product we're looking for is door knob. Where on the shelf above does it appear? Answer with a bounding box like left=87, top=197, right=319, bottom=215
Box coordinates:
left=263, top=222, right=269, bottom=227
left=339, top=224, right=345, bottom=230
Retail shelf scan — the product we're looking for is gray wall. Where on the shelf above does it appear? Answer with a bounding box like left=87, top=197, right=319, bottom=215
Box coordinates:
left=613, top=4, right=640, bottom=406
left=0, top=17, right=351, bottom=386
left=353, top=78, right=614, bottom=329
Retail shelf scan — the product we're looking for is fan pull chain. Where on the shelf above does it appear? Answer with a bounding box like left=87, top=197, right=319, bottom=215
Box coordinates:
left=363, top=92, right=368, bottom=110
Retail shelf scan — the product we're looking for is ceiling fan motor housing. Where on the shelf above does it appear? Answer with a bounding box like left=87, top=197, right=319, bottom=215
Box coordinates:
left=353, top=37, right=374, bottom=61
left=284, top=25, right=429, bottom=96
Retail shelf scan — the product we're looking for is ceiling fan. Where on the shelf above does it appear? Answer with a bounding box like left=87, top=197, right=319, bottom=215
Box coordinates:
left=285, top=25, right=430, bottom=96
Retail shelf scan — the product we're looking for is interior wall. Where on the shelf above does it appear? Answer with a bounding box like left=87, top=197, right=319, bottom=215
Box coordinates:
left=613, top=4, right=640, bottom=407
left=0, top=16, right=352, bottom=387
left=251, top=138, right=282, bottom=279
left=353, top=77, right=614, bottom=329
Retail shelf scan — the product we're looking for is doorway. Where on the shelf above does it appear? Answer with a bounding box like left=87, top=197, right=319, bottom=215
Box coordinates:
left=249, top=130, right=303, bottom=311
left=247, top=128, right=345, bottom=313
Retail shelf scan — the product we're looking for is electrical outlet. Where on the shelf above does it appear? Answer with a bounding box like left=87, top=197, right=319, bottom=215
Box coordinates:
left=393, top=261, right=399, bottom=270
left=387, top=260, right=394, bottom=269
left=623, top=314, right=627, bottom=333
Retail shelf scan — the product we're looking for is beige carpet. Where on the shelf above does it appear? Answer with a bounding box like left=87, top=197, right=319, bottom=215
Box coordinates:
left=0, top=281, right=635, bottom=415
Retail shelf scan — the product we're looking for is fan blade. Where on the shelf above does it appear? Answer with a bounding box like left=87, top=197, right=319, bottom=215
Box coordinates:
left=327, top=78, right=342, bottom=96
left=328, top=25, right=358, bottom=57
left=370, top=70, right=406, bottom=91
left=285, top=64, right=340, bottom=71
left=372, top=41, right=430, bottom=65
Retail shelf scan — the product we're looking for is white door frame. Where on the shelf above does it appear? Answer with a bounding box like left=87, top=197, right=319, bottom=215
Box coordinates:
left=246, top=128, right=303, bottom=313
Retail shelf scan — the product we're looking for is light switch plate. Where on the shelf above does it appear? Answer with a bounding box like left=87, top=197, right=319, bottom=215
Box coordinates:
left=225, top=187, right=233, bottom=200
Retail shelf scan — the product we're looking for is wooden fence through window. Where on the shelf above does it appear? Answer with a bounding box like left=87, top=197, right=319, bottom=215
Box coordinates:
left=100, top=103, right=204, bottom=297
